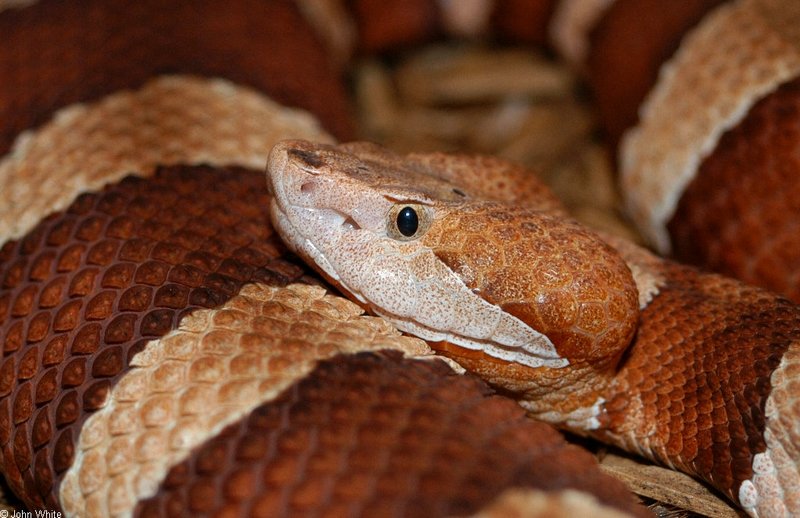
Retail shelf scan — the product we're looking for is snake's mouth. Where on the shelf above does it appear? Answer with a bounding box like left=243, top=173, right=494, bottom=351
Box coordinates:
left=373, top=305, right=569, bottom=370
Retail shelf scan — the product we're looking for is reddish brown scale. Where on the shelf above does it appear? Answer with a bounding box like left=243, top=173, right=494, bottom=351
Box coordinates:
left=587, top=0, right=726, bottom=148
left=491, top=0, right=557, bottom=46
left=603, top=261, right=799, bottom=504
left=406, top=152, right=567, bottom=214
left=134, top=352, right=649, bottom=518
left=668, top=76, right=800, bottom=303
left=0, top=166, right=304, bottom=509
left=423, top=205, right=639, bottom=367
left=349, top=0, right=558, bottom=54
left=349, top=0, right=442, bottom=53
left=0, top=0, right=352, bottom=156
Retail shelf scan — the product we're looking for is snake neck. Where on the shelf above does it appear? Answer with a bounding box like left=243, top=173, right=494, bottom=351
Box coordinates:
left=431, top=340, right=618, bottom=432
left=587, top=260, right=800, bottom=508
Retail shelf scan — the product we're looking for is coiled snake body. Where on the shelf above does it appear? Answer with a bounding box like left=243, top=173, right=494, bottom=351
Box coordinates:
left=1, top=0, right=800, bottom=517
left=267, top=139, right=800, bottom=518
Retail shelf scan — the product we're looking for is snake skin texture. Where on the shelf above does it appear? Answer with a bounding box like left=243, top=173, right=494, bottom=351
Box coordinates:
left=424, top=206, right=639, bottom=367
left=0, top=0, right=352, bottom=157
left=134, top=352, right=642, bottom=517
left=0, top=156, right=646, bottom=516
left=585, top=0, right=726, bottom=148
left=266, top=139, right=800, bottom=517
left=603, top=262, right=799, bottom=504
left=3, top=0, right=800, bottom=516
left=352, top=0, right=800, bottom=303
left=0, top=75, right=332, bottom=243
left=0, top=166, right=299, bottom=507
left=0, top=1, right=655, bottom=512
left=576, top=0, right=800, bottom=302
left=669, top=77, right=800, bottom=302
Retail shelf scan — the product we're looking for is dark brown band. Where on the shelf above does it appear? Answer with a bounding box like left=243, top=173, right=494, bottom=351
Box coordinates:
left=0, top=165, right=303, bottom=508
left=0, top=0, right=353, bottom=157
left=135, top=351, right=648, bottom=517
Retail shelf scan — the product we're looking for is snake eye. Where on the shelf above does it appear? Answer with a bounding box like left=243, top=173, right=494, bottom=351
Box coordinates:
left=387, top=203, right=431, bottom=241
left=396, top=207, right=418, bottom=236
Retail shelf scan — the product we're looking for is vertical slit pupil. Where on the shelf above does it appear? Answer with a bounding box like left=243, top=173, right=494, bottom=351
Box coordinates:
left=397, top=207, right=419, bottom=237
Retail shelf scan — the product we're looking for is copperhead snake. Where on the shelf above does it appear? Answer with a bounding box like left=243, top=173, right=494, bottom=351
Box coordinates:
left=1, top=0, right=800, bottom=517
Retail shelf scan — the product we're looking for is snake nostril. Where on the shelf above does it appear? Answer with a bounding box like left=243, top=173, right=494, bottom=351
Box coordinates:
left=301, top=182, right=315, bottom=194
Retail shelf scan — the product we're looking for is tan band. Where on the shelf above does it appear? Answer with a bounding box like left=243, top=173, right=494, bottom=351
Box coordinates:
left=620, top=0, right=800, bottom=252
left=0, top=75, right=332, bottom=245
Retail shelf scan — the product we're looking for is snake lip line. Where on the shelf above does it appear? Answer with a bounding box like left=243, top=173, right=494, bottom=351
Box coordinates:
left=375, top=304, right=570, bottom=369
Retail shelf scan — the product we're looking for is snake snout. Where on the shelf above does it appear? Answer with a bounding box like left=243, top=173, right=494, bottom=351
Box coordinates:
left=268, top=140, right=332, bottom=208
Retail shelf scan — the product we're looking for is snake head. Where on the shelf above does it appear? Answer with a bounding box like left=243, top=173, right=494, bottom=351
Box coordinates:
left=267, top=140, right=639, bottom=375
